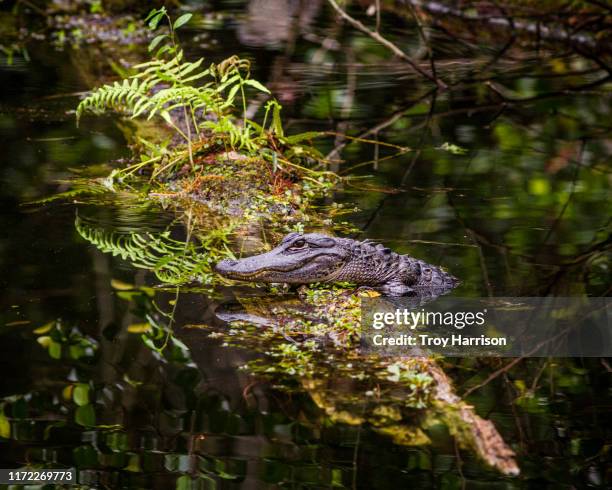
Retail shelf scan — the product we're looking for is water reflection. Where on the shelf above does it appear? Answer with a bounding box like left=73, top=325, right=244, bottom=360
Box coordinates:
left=237, top=0, right=322, bottom=49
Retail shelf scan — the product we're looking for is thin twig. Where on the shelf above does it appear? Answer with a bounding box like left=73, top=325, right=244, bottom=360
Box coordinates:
left=401, top=90, right=437, bottom=186
left=463, top=323, right=575, bottom=397
left=454, top=438, right=466, bottom=490
left=530, top=359, right=550, bottom=392
left=540, top=140, right=584, bottom=246
left=405, top=0, right=438, bottom=82
left=326, top=0, right=446, bottom=88
left=326, top=89, right=434, bottom=160
left=468, top=230, right=494, bottom=297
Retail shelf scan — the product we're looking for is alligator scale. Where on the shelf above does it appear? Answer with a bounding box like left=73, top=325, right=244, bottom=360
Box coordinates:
left=215, top=233, right=458, bottom=296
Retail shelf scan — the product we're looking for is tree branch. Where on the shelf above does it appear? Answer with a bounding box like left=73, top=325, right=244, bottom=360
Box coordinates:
left=326, top=0, right=447, bottom=88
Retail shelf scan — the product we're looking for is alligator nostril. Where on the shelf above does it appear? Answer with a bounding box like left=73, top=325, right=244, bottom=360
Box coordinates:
left=214, top=259, right=238, bottom=273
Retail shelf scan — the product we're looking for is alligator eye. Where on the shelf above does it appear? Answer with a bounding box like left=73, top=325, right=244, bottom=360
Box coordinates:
left=289, top=239, right=308, bottom=250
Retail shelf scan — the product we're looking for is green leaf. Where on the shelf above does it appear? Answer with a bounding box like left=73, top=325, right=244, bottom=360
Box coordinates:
left=75, top=404, right=96, bottom=427
left=141, top=335, right=158, bottom=351
left=116, top=291, right=140, bottom=302
left=124, top=453, right=141, bottom=472
left=271, top=103, right=283, bottom=136
left=439, top=142, right=468, bottom=155
left=248, top=120, right=263, bottom=133
left=33, top=321, right=54, bottom=334
left=148, top=12, right=164, bottom=30
left=182, top=70, right=209, bottom=83
left=284, top=131, right=323, bottom=144
left=73, top=384, right=90, bottom=406
left=111, top=279, right=135, bottom=290
left=144, top=8, right=160, bottom=22
left=69, top=345, right=84, bottom=359
left=0, top=410, right=10, bottom=439
left=272, top=152, right=278, bottom=172
left=171, top=336, right=190, bottom=351
left=176, top=475, right=192, bottom=490
left=160, top=111, right=174, bottom=126
left=37, top=336, right=52, bottom=348
left=173, top=13, right=193, bottom=30
left=217, top=74, right=240, bottom=92
left=244, top=79, right=270, bottom=94
left=156, top=45, right=173, bottom=58
left=148, top=34, right=167, bottom=52
left=226, top=84, right=241, bottom=105
left=128, top=323, right=152, bottom=334
left=529, top=178, right=550, bottom=195
left=49, top=340, right=62, bottom=359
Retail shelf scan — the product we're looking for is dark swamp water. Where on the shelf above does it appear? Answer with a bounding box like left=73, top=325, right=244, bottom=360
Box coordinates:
left=0, top=1, right=611, bottom=488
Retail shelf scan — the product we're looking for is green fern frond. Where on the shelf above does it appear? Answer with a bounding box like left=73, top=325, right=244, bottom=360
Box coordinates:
left=76, top=52, right=212, bottom=124
left=75, top=216, right=220, bottom=285
left=75, top=48, right=309, bottom=168
left=283, top=132, right=324, bottom=144
left=76, top=78, right=152, bottom=125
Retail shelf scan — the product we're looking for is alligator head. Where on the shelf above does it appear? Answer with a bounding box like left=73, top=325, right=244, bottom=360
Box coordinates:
left=215, top=232, right=348, bottom=284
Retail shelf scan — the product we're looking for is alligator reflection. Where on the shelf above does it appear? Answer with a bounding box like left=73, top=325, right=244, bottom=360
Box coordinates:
left=198, top=287, right=519, bottom=476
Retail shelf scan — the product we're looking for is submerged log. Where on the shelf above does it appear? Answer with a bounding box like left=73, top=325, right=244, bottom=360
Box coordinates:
left=426, top=360, right=520, bottom=475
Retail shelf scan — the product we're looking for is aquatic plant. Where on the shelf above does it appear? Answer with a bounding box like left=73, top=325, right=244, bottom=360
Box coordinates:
left=76, top=7, right=325, bottom=181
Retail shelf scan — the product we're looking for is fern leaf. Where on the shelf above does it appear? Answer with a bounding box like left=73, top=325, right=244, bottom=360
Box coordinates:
left=283, top=131, right=324, bottom=144
left=75, top=217, right=226, bottom=285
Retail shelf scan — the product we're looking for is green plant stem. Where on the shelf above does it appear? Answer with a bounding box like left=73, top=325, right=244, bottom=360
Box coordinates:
left=240, top=82, right=247, bottom=133
left=120, top=155, right=163, bottom=178
left=152, top=154, right=186, bottom=180
left=164, top=10, right=195, bottom=166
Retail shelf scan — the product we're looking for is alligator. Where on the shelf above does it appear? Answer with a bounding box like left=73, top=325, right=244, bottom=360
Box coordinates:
left=215, top=232, right=458, bottom=296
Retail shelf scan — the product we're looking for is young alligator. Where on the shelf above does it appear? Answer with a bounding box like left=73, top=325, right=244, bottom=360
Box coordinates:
left=215, top=232, right=458, bottom=296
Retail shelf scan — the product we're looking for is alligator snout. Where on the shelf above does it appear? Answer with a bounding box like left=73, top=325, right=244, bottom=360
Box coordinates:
left=215, top=256, right=270, bottom=280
